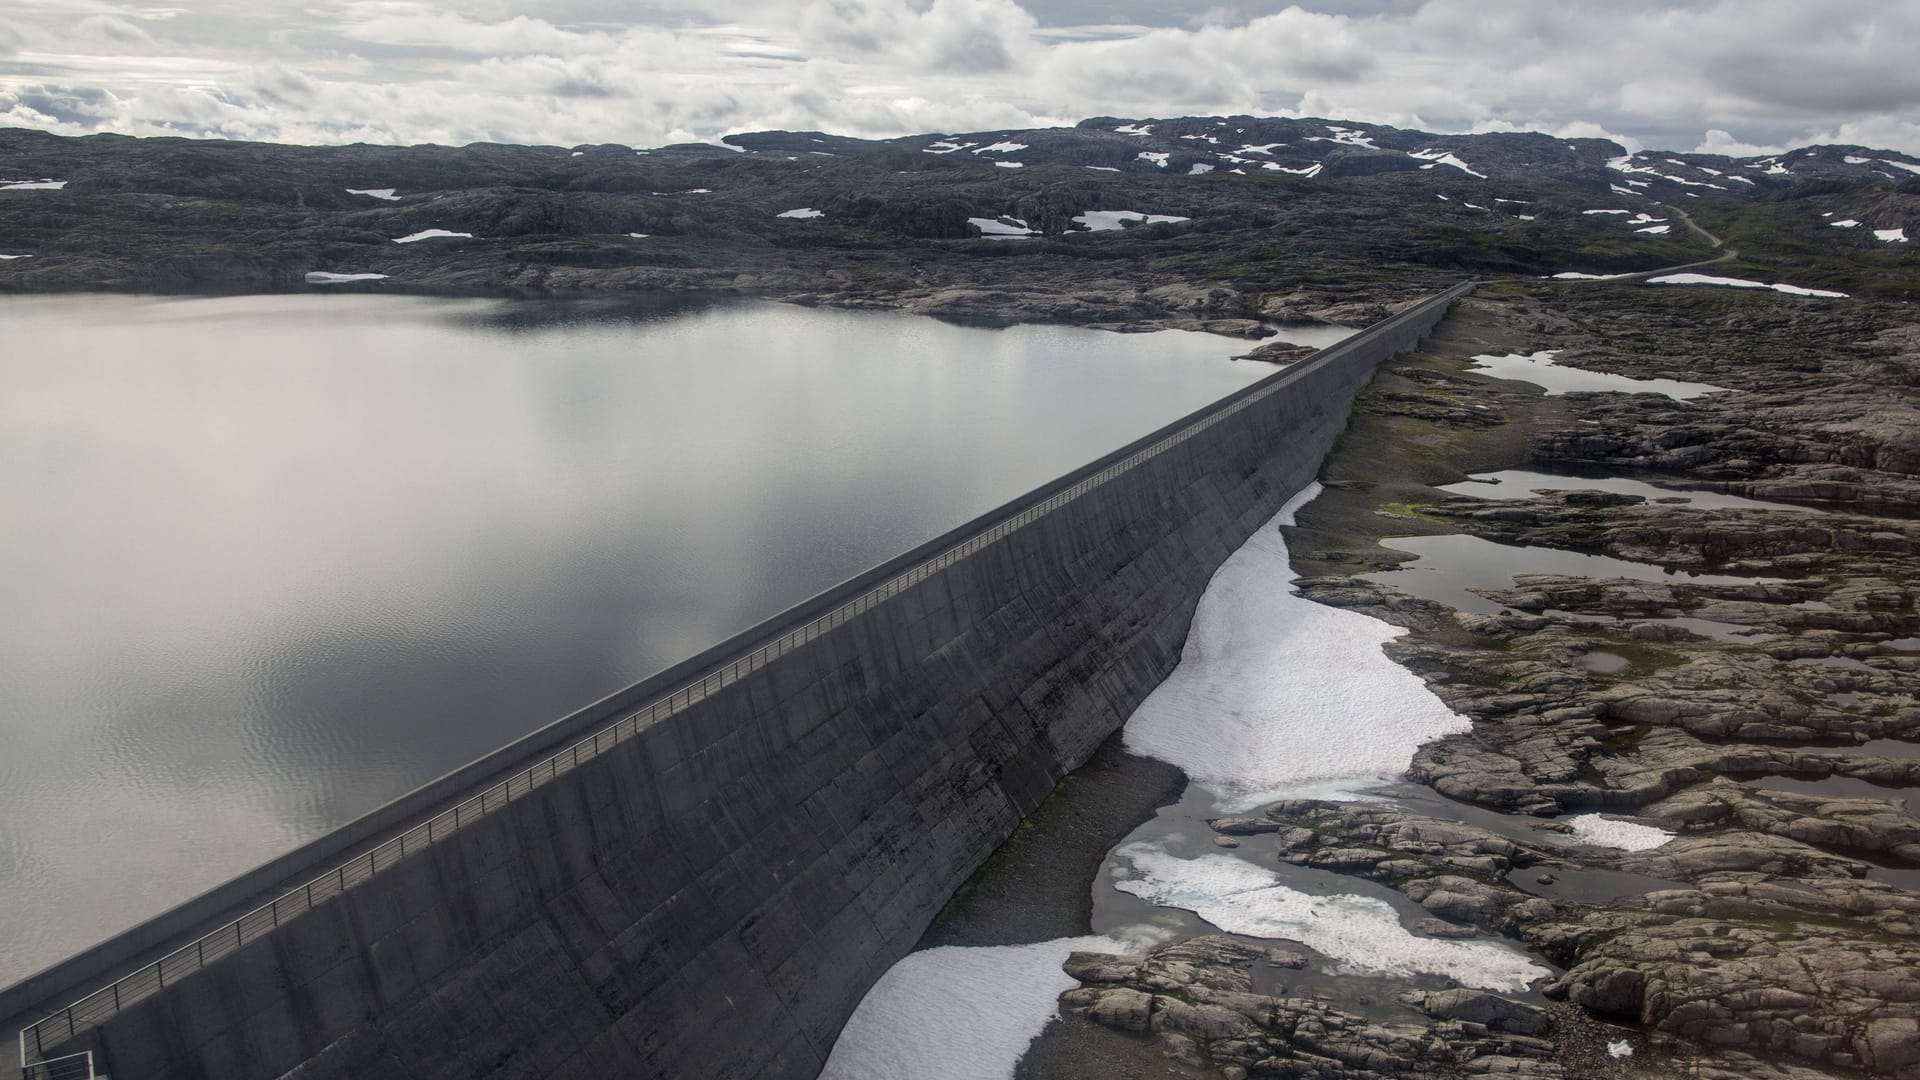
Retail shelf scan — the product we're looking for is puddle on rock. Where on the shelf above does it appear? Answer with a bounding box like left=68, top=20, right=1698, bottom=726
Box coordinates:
left=1465, top=351, right=1729, bottom=400
left=1440, top=470, right=1819, bottom=514
left=1365, top=533, right=1770, bottom=616
left=1790, top=656, right=1879, bottom=672
left=1578, top=650, right=1631, bottom=674
left=1504, top=865, right=1686, bottom=905
left=1747, top=773, right=1920, bottom=817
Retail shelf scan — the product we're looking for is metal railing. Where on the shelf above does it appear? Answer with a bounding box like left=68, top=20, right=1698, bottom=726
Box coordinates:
left=17, top=282, right=1473, bottom=1069
left=17, top=1051, right=91, bottom=1080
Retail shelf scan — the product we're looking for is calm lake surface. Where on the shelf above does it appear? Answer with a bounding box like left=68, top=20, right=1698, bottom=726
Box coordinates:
left=0, top=291, right=1337, bottom=986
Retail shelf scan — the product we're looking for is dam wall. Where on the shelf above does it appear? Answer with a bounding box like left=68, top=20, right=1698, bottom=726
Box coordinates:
left=13, top=282, right=1473, bottom=1080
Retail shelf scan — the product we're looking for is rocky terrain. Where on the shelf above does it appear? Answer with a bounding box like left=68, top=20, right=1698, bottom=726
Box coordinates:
left=3, top=116, right=1917, bottom=333
left=1049, top=277, right=1920, bottom=1078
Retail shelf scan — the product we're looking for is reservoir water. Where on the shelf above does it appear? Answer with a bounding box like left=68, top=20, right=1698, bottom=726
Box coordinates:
left=0, top=291, right=1308, bottom=987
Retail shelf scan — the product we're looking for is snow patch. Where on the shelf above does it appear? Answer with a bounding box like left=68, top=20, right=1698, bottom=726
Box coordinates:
left=1114, top=123, right=1153, bottom=136
left=626, top=232, right=649, bottom=238
left=821, top=936, right=1131, bottom=1080
left=1636, top=225, right=1671, bottom=235
left=0, top=253, right=31, bottom=259
left=0, top=179, right=66, bottom=190
left=1609, top=185, right=1645, bottom=197
left=1137, top=151, right=1170, bottom=168
left=1085, top=166, right=1120, bottom=172
left=972, top=141, right=1028, bottom=154
left=1879, top=159, right=1920, bottom=175
left=1071, top=210, right=1190, bottom=232
left=1122, top=485, right=1468, bottom=809
left=1582, top=209, right=1631, bottom=215
left=1875, top=228, right=1909, bottom=243
left=923, top=140, right=974, bottom=154
left=1308, top=125, right=1376, bottom=149
left=1409, top=149, right=1486, bottom=178
left=967, top=216, right=1036, bottom=239
left=303, top=271, right=389, bottom=284
left=1831, top=219, right=1861, bottom=228
left=1188, top=162, right=1214, bottom=175
left=345, top=187, right=399, bottom=201
left=1845, top=155, right=1871, bottom=165
left=1608, top=1041, right=1634, bottom=1059
left=994, top=161, right=1024, bottom=168
left=1566, top=815, right=1674, bottom=852
left=1114, top=846, right=1548, bottom=992
left=1264, top=162, right=1321, bottom=177
left=391, top=229, right=473, bottom=243
left=1649, top=273, right=1848, bottom=298
left=1236, top=143, right=1284, bottom=155
left=1550, top=272, right=1617, bottom=280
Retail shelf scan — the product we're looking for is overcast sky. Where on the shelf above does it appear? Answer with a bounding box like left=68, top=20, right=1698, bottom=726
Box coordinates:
left=3, top=0, right=1918, bottom=155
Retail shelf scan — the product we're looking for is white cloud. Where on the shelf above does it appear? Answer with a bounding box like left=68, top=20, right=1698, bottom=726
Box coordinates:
left=1693, top=128, right=1784, bottom=157
left=0, top=0, right=1918, bottom=154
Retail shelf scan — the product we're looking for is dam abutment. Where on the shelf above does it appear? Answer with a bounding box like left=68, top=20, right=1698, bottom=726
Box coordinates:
left=10, top=282, right=1473, bottom=1080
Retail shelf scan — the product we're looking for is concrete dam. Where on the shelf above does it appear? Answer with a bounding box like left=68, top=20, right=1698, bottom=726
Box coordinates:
left=7, top=282, right=1473, bottom=1080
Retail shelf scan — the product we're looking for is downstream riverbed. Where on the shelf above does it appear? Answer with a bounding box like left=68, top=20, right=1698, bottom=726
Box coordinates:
left=0, top=292, right=1341, bottom=986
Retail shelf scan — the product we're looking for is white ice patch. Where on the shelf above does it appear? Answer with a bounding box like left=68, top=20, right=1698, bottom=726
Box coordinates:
left=775, top=207, right=824, bottom=219
left=1628, top=213, right=1666, bottom=225
left=994, top=161, right=1024, bottom=168
left=1122, top=485, right=1468, bottom=810
left=1845, top=156, right=1872, bottom=165
left=972, top=141, right=1028, bottom=155
left=1308, top=125, right=1376, bottom=149
left=1875, top=228, right=1909, bottom=243
left=821, top=936, right=1131, bottom=1080
left=1409, top=149, right=1487, bottom=178
left=1114, top=123, right=1153, bottom=136
left=1264, top=162, right=1322, bottom=177
left=1085, top=166, right=1120, bottom=172
left=1237, top=143, right=1284, bottom=155
left=1467, top=350, right=1727, bottom=400
left=1880, top=159, right=1920, bottom=176
left=627, top=232, right=649, bottom=238
left=345, top=187, right=400, bottom=201
left=1608, top=1040, right=1634, bottom=1059
left=391, top=229, right=473, bottom=243
left=967, top=216, right=1036, bottom=239
left=1071, top=210, right=1190, bottom=232
left=0, top=253, right=29, bottom=259
left=1188, top=163, right=1214, bottom=175
left=1609, top=186, right=1644, bottom=197
left=1649, top=273, right=1848, bottom=298
left=1, top=179, right=66, bottom=190
left=1767, top=163, right=1790, bottom=175
left=1831, top=219, right=1861, bottom=228
left=923, top=140, right=974, bottom=154
left=1583, top=209, right=1631, bottom=215
left=1137, top=151, right=1170, bottom=168
left=303, top=271, right=388, bottom=284
left=1636, top=225, right=1671, bottom=235
left=1114, top=846, right=1548, bottom=992
left=1566, top=814, right=1674, bottom=852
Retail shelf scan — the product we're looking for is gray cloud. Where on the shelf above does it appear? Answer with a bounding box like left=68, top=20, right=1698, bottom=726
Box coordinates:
left=1, top=0, right=1918, bottom=156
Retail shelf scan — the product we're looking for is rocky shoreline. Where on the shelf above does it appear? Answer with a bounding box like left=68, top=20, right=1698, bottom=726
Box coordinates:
left=1036, top=282, right=1920, bottom=1078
